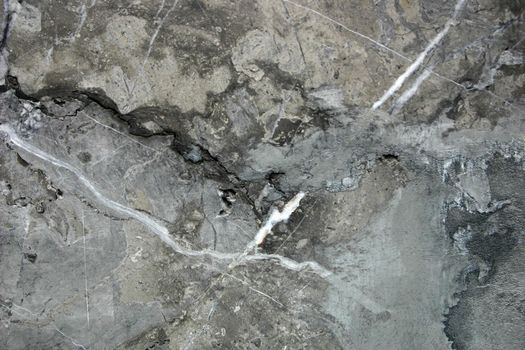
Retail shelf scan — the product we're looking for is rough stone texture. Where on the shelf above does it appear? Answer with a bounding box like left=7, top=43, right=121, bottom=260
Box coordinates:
left=0, top=0, right=524, bottom=349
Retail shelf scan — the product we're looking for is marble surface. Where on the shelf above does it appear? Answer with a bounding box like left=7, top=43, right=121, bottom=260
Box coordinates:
left=0, top=0, right=524, bottom=349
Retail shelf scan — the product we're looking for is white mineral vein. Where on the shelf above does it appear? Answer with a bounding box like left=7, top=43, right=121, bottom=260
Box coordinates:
left=251, top=191, right=305, bottom=249
left=372, top=0, right=467, bottom=110
left=392, top=68, right=433, bottom=112
left=0, top=124, right=331, bottom=277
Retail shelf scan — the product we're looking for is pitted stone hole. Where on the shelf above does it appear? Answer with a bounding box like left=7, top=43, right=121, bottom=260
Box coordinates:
left=378, top=153, right=399, bottom=162
left=266, top=171, right=285, bottom=192
left=52, top=98, right=66, bottom=106
left=217, top=188, right=236, bottom=217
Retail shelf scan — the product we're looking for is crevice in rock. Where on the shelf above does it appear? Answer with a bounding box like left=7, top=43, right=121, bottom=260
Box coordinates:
left=189, top=144, right=262, bottom=221
left=1, top=80, right=267, bottom=222
left=265, top=171, right=286, bottom=195
left=77, top=197, right=135, bottom=222
left=1, top=153, right=63, bottom=208
left=0, top=0, right=14, bottom=51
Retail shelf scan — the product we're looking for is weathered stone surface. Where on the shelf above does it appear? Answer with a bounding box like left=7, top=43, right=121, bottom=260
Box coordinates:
left=0, top=0, right=524, bottom=349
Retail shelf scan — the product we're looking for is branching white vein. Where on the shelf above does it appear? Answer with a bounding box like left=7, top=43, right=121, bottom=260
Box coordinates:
left=143, top=0, right=179, bottom=68
left=70, top=0, right=97, bottom=43
left=0, top=125, right=331, bottom=277
left=130, top=0, right=180, bottom=96
left=244, top=253, right=331, bottom=277
left=81, top=209, right=90, bottom=329
left=155, top=0, right=167, bottom=18
left=391, top=68, right=433, bottom=113
left=0, top=124, right=221, bottom=259
left=282, top=0, right=411, bottom=61
left=372, top=0, right=467, bottom=110
left=233, top=192, right=332, bottom=277
left=224, top=273, right=284, bottom=307
left=275, top=198, right=317, bottom=253
left=88, top=142, right=130, bottom=169
left=282, top=0, right=498, bottom=110
left=249, top=191, right=305, bottom=251
left=82, top=114, right=159, bottom=153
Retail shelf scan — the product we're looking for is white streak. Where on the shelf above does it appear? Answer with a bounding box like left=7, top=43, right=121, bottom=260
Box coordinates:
left=54, top=327, right=87, bottom=350
left=155, top=0, right=166, bottom=18
left=143, top=0, right=179, bottom=67
left=0, top=125, right=330, bottom=277
left=281, top=0, right=478, bottom=100
left=244, top=253, right=332, bottom=277
left=0, top=124, right=221, bottom=259
left=88, top=142, right=129, bottom=169
left=372, top=0, right=467, bottom=110
left=72, top=4, right=86, bottom=38
left=224, top=273, right=284, bottom=307
left=81, top=210, right=90, bottom=329
left=283, top=0, right=411, bottom=61
left=82, top=114, right=158, bottom=153
left=251, top=192, right=305, bottom=249
left=131, top=0, right=180, bottom=95
left=5, top=302, right=36, bottom=317
left=392, top=68, right=433, bottom=113
left=234, top=192, right=332, bottom=277
left=70, top=1, right=96, bottom=42
left=0, top=302, right=87, bottom=350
